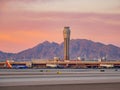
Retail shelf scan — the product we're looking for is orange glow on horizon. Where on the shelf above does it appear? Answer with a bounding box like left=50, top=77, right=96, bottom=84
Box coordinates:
left=0, top=0, right=120, bottom=53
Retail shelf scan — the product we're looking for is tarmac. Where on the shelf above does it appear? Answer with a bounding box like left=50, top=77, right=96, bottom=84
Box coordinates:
left=0, top=69, right=120, bottom=90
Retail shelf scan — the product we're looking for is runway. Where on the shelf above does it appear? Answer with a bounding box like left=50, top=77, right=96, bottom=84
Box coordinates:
left=0, top=69, right=120, bottom=90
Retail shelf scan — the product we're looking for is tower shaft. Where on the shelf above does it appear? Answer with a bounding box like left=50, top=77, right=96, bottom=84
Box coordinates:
left=64, top=38, right=70, bottom=60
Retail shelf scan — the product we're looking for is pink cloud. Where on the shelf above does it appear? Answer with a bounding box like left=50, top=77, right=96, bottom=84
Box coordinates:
left=0, top=11, right=120, bottom=52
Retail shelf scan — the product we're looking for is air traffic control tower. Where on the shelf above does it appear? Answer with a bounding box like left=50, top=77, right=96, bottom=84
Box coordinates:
left=63, top=27, right=71, bottom=60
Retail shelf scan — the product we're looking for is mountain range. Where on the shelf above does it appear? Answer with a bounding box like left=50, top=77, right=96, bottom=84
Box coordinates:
left=0, top=39, right=120, bottom=61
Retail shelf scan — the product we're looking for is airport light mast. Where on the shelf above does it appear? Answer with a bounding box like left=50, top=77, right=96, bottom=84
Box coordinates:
left=63, top=27, right=71, bottom=60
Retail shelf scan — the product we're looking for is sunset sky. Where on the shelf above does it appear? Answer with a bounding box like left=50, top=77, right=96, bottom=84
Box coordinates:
left=0, top=0, right=120, bottom=53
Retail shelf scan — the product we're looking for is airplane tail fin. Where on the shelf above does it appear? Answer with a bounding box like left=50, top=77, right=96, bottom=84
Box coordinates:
left=5, top=60, right=12, bottom=68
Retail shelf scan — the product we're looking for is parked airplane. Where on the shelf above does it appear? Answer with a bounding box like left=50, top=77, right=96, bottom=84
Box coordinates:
left=46, top=64, right=64, bottom=68
left=100, top=64, right=114, bottom=68
left=5, top=60, right=28, bottom=69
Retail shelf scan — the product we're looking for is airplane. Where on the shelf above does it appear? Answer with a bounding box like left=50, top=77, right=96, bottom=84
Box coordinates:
left=46, top=64, right=64, bottom=69
left=100, top=64, right=114, bottom=68
left=5, top=60, right=28, bottom=69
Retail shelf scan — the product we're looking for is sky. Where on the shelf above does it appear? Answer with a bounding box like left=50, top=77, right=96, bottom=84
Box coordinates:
left=0, top=0, right=120, bottom=53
